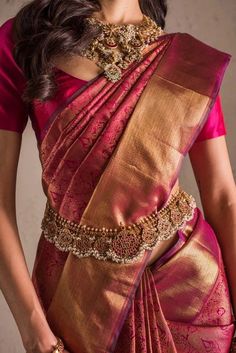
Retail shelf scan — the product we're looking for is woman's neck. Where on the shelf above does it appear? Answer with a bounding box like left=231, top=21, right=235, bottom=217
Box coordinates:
left=94, top=0, right=144, bottom=25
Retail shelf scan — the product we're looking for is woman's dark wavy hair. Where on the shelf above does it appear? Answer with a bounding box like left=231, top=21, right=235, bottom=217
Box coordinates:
left=13, top=0, right=168, bottom=103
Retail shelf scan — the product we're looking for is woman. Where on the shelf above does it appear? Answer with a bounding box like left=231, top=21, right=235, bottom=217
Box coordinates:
left=0, top=0, right=235, bottom=352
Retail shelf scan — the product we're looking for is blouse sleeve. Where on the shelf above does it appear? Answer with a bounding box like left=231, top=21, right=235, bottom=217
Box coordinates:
left=0, top=17, right=29, bottom=133
left=194, top=94, right=227, bottom=143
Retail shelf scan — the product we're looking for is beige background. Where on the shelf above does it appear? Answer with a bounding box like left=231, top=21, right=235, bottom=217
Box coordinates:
left=0, top=1, right=235, bottom=352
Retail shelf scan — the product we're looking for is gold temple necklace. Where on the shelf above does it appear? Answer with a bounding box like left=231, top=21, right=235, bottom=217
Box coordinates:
left=80, top=14, right=164, bottom=82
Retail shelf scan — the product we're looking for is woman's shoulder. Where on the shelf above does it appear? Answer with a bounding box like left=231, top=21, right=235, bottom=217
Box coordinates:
left=156, top=31, right=231, bottom=99
left=171, top=31, right=231, bottom=58
left=0, top=17, right=25, bottom=77
left=159, top=30, right=216, bottom=50
left=161, top=30, right=231, bottom=73
left=0, top=17, right=17, bottom=64
left=0, top=17, right=15, bottom=47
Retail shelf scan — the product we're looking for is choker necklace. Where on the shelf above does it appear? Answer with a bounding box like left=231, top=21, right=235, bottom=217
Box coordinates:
left=80, top=14, right=164, bottom=82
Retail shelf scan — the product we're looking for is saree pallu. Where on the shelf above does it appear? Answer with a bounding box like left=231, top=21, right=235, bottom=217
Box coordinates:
left=31, top=32, right=235, bottom=352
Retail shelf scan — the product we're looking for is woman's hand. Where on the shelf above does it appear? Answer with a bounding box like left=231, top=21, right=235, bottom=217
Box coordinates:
left=23, top=309, right=71, bottom=353
left=230, top=336, right=236, bottom=353
left=189, top=135, right=236, bottom=317
left=22, top=307, right=58, bottom=353
left=0, top=130, right=70, bottom=353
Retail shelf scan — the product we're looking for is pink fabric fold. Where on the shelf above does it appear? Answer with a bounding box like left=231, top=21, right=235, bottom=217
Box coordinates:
left=114, top=207, right=234, bottom=353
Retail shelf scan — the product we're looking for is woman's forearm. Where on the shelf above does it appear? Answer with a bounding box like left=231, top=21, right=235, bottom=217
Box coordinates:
left=202, top=193, right=236, bottom=318
left=0, top=207, right=57, bottom=351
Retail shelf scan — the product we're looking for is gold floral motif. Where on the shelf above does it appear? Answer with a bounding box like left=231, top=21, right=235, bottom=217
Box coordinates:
left=73, top=237, right=94, bottom=255
left=41, top=187, right=197, bottom=264
left=141, top=224, right=157, bottom=245
left=156, top=216, right=173, bottom=238
left=93, top=237, right=110, bottom=256
left=178, top=198, right=192, bottom=213
left=170, top=206, right=184, bottom=224
left=45, top=220, right=58, bottom=238
left=111, top=229, right=142, bottom=258
left=56, top=226, right=74, bottom=250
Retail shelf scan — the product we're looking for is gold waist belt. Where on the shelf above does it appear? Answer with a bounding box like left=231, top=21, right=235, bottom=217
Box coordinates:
left=41, top=187, right=196, bottom=264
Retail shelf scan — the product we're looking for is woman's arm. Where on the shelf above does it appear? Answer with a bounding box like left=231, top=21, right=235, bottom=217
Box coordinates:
left=0, top=130, right=60, bottom=353
left=189, top=135, right=236, bottom=317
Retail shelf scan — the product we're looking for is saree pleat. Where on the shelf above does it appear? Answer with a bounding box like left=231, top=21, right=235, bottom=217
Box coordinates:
left=143, top=274, right=153, bottom=352
left=135, top=278, right=148, bottom=352
left=114, top=264, right=177, bottom=353
left=143, top=272, right=163, bottom=353
left=146, top=271, right=177, bottom=353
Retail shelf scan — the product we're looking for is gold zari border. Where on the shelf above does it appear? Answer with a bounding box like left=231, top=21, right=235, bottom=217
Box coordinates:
left=41, top=187, right=196, bottom=264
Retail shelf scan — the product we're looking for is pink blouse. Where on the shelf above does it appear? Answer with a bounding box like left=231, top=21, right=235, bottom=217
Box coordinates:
left=0, top=17, right=227, bottom=144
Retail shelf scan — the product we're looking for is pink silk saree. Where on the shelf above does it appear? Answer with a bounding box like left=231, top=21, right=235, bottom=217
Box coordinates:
left=31, top=32, right=235, bottom=353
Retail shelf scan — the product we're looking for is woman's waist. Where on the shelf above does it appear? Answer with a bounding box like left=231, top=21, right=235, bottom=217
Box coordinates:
left=40, top=184, right=197, bottom=264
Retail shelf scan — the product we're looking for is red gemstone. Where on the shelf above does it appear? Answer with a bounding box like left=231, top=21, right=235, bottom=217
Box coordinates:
left=104, top=38, right=118, bottom=48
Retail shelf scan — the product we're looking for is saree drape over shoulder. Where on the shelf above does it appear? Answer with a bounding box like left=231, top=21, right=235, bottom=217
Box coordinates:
left=28, top=32, right=235, bottom=353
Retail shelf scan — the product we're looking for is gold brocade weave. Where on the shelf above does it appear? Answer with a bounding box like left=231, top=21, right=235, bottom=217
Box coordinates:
left=35, top=31, right=232, bottom=353
left=41, top=187, right=196, bottom=264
